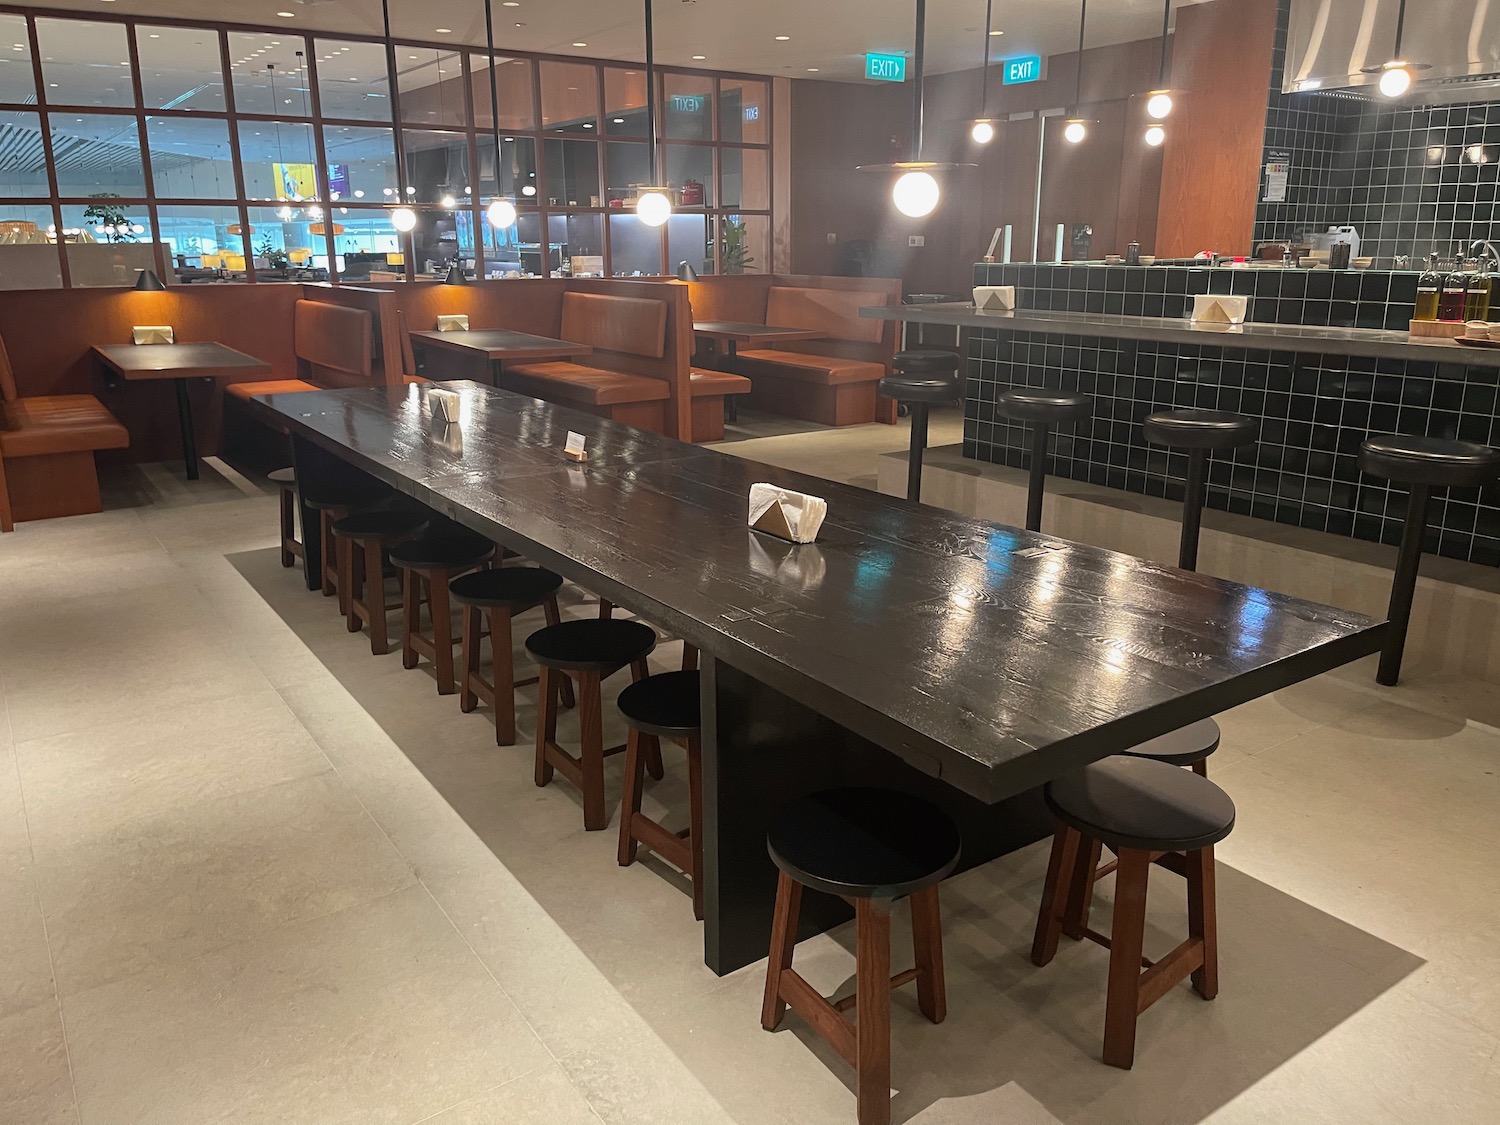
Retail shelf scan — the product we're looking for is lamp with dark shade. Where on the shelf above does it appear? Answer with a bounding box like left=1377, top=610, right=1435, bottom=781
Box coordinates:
left=676, top=261, right=699, bottom=282
left=134, top=269, right=167, bottom=291
left=443, top=259, right=469, bottom=285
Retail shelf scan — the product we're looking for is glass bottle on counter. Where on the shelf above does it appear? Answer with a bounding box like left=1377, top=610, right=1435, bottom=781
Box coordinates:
left=1466, top=259, right=1493, bottom=321
left=1414, top=256, right=1442, bottom=320
left=1439, top=257, right=1469, bottom=321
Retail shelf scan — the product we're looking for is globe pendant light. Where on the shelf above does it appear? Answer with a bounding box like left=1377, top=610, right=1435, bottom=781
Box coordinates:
left=970, top=0, right=995, bottom=144
left=1062, top=0, right=1090, bottom=144
left=1361, top=0, right=1429, bottom=98
left=635, top=0, right=672, bottom=228
left=483, top=0, right=517, bottom=231
left=1143, top=0, right=1174, bottom=136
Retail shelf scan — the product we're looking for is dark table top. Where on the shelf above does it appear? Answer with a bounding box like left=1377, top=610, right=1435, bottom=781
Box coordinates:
left=411, top=329, right=592, bottom=362
left=693, top=321, right=824, bottom=345
left=246, top=381, right=1386, bottom=804
left=92, top=342, right=272, bottom=380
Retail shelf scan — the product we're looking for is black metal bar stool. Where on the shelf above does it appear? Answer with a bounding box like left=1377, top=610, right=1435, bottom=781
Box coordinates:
left=761, top=788, right=961, bottom=1125
left=301, top=480, right=392, bottom=610
left=450, top=566, right=573, bottom=746
left=330, top=509, right=429, bottom=655
left=390, top=528, right=497, bottom=696
left=1358, top=434, right=1500, bottom=685
left=269, top=466, right=302, bottom=569
left=879, top=351, right=961, bottom=502
left=996, top=389, right=1092, bottom=532
left=1031, top=756, right=1235, bottom=1069
left=527, top=618, right=658, bottom=831
left=617, top=669, right=704, bottom=919
left=1142, top=409, right=1258, bottom=571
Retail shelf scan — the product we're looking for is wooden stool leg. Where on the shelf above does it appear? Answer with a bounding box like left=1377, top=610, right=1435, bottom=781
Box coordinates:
left=533, top=667, right=557, bottom=786
left=632, top=657, right=665, bottom=781
left=364, top=539, right=388, bottom=654
left=577, top=670, right=607, bottom=831
left=429, top=570, right=456, bottom=694
left=401, top=569, right=420, bottom=670
left=682, top=643, right=699, bottom=671
left=1191, top=758, right=1208, bottom=778
left=490, top=606, right=517, bottom=745
left=599, top=598, right=613, bottom=619
left=342, top=539, right=361, bottom=633
left=1102, top=848, right=1152, bottom=1069
left=855, top=897, right=893, bottom=1125
left=1187, top=844, right=1219, bottom=1000
left=908, top=886, right=946, bottom=1024
left=761, top=871, right=803, bottom=1030
left=543, top=597, right=576, bottom=709
left=1378, top=484, right=1431, bottom=686
left=686, top=733, right=704, bottom=921
left=459, top=605, right=481, bottom=714
left=617, top=727, right=647, bottom=866
left=279, top=489, right=296, bottom=568
left=1031, top=826, right=1081, bottom=966
left=321, top=512, right=339, bottom=599
left=1063, top=837, right=1104, bottom=939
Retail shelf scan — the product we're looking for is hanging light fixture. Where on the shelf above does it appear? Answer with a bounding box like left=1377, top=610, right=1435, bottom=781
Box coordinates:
left=483, top=0, right=517, bottom=232
left=1143, top=0, right=1174, bottom=140
left=856, top=0, right=974, bottom=218
left=1062, top=0, right=1090, bottom=144
left=133, top=268, right=167, bottom=291
left=970, top=0, right=995, bottom=144
left=443, top=257, right=469, bottom=284
left=1361, top=0, right=1428, bottom=98
left=635, top=0, right=672, bottom=227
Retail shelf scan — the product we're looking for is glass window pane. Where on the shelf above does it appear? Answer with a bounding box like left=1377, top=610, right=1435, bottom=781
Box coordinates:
left=605, top=141, right=650, bottom=206
left=57, top=202, right=156, bottom=287
left=51, top=113, right=145, bottom=197
left=315, top=39, right=391, bottom=121
left=542, top=138, right=599, bottom=208
left=667, top=213, right=712, bottom=277
left=404, top=205, right=474, bottom=278
left=137, top=26, right=224, bottom=112
left=720, top=146, right=768, bottom=211
left=603, top=69, right=648, bottom=138
left=0, top=203, right=62, bottom=290
left=403, top=129, right=470, bottom=207
left=514, top=209, right=544, bottom=276
left=609, top=213, right=660, bottom=277
left=238, top=121, right=319, bottom=202
left=326, top=206, right=405, bottom=281
left=322, top=125, right=397, bottom=203
left=0, top=14, right=37, bottom=105
left=471, top=55, right=535, bottom=132
left=720, top=213, right=765, bottom=275
left=147, top=116, right=235, bottom=199
left=228, top=34, right=310, bottom=117
left=665, top=146, right=713, bottom=208
left=478, top=203, right=524, bottom=278
left=398, top=48, right=465, bottom=127
left=36, top=19, right=133, bottom=108
left=157, top=204, right=247, bottom=282
left=541, top=61, right=597, bottom=133
left=0, top=111, right=49, bottom=196
left=663, top=74, right=712, bottom=141
left=558, top=213, right=603, bottom=276
left=720, top=78, right=768, bottom=144
left=476, top=135, right=535, bottom=199
left=245, top=203, right=327, bottom=279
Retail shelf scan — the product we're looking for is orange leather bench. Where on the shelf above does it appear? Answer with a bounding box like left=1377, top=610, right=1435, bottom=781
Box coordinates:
left=0, top=334, right=129, bottom=531
left=226, top=298, right=376, bottom=408
left=503, top=292, right=673, bottom=434
left=731, top=286, right=891, bottom=426
left=689, top=368, right=751, bottom=442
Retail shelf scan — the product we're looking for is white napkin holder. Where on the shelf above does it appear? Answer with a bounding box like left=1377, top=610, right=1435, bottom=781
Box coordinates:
left=429, top=387, right=461, bottom=423
left=436, top=314, right=469, bottom=332
left=972, top=285, right=1016, bottom=311
left=1190, top=294, right=1248, bottom=325
left=132, top=325, right=174, bottom=344
left=748, top=484, right=826, bottom=545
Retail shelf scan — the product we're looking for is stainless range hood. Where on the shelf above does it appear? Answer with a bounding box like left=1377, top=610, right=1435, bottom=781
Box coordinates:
left=1287, top=0, right=1500, bottom=103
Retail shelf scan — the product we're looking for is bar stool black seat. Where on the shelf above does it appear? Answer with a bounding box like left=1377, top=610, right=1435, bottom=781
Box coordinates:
left=389, top=530, right=496, bottom=696
left=301, top=478, right=391, bottom=605
left=1358, top=433, right=1500, bottom=686
left=880, top=350, right=962, bottom=503
left=762, top=787, right=960, bottom=1125
left=527, top=617, right=657, bottom=830
left=1142, top=408, right=1258, bottom=571
left=268, top=466, right=302, bottom=569
left=1122, top=716, right=1220, bottom=775
left=331, top=509, right=429, bottom=655
left=617, top=670, right=706, bottom=918
left=1032, top=757, right=1235, bottom=1069
left=997, top=388, right=1092, bottom=532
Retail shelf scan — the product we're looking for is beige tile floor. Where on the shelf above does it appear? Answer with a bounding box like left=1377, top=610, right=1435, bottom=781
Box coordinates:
left=2, top=413, right=1497, bottom=1124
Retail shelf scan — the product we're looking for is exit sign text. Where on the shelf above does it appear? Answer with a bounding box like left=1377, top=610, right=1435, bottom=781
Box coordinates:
left=1002, top=55, right=1043, bottom=85
left=865, top=52, right=907, bottom=82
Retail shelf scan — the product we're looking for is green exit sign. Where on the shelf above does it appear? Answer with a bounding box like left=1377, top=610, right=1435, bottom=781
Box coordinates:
left=865, top=52, right=907, bottom=82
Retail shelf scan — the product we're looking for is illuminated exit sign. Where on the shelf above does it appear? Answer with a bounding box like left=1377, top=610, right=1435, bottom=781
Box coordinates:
left=1002, top=54, right=1043, bottom=84
left=865, top=52, right=907, bottom=82
left=669, top=94, right=705, bottom=112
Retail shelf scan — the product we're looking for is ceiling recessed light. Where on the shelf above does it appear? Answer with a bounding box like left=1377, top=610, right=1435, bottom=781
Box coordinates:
left=435, top=27, right=452, bottom=33
left=613, top=117, right=624, bottom=123
left=276, top=11, right=294, bottom=17
left=774, top=35, right=790, bottom=41
left=148, top=33, right=160, bottom=38
left=692, top=54, right=706, bottom=60
left=572, top=41, right=587, bottom=47
left=409, top=54, right=419, bottom=59
left=806, top=67, right=819, bottom=72
left=989, top=29, right=1003, bottom=35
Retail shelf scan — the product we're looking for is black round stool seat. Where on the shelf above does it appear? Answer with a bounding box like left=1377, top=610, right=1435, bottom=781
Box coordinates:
left=449, top=566, right=564, bottom=608
left=767, top=787, right=962, bottom=899
left=1121, top=717, right=1221, bottom=767
left=330, top=508, right=429, bottom=542
left=892, top=349, right=961, bottom=377
left=1045, top=757, right=1235, bottom=854
left=879, top=373, right=960, bottom=404
left=303, top=480, right=389, bottom=511
left=997, top=388, right=1092, bottom=423
left=1144, top=408, right=1258, bottom=450
left=617, top=670, right=700, bottom=737
left=1358, top=434, right=1500, bottom=489
left=389, top=533, right=496, bottom=572
left=268, top=466, right=295, bottom=485
left=525, top=617, right=656, bottom=672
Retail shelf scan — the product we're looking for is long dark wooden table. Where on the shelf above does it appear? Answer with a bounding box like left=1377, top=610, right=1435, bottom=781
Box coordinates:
left=244, top=381, right=1386, bottom=973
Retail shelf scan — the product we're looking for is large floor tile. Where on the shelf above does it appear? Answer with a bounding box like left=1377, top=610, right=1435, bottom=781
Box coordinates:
left=64, top=886, right=552, bottom=1125
left=415, top=1062, right=601, bottom=1125
left=0, top=999, right=76, bottom=1125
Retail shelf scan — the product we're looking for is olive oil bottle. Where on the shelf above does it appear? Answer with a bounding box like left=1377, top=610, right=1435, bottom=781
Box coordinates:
left=1415, top=256, right=1441, bottom=320
left=1439, top=257, right=1469, bottom=321
left=1466, top=260, right=1493, bottom=320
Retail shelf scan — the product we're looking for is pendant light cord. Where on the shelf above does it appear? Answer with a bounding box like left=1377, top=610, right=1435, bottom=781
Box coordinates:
left=1074, top=0, right=1087, bottom=114
left=978, top=0, right=991, bottom=118
left=1393, top=0, right=1407, bottom=57
left=912, top=0, right=926, bottom=160
left=485, top=0, right=502, bottom=193
left=1157, top=0, right=1169, bottom=85
left=645, top=0, right=659, bottom=184
left=381, top=0, right=410, bottom=201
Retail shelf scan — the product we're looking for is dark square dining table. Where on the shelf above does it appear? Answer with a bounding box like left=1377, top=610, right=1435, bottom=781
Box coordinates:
left=411, top=329, right=592, bottom=385
left=691, top=321, right=824, bottom=421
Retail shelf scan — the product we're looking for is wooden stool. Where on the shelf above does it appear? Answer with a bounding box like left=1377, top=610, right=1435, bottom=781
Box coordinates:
left=269, top=467, right=302, bottom=568
left=451, top=566, right=573, bottom=745
left=617, top=670, right=704, bottom=918
left=390, top=530, right=497, bottom=695
left=996, top=388, right=1092, bottom=532
left=1142, top=409, right=1258, bottom=571
left=762, top=788, right=961, bottom=1125
left=1031, top=756, right=1236, bottom=1069
left=330, top=509, right=428, bottom=655
left=302, top=480, right=390, bottom=610
left=527, top=618, right=657, bottom=831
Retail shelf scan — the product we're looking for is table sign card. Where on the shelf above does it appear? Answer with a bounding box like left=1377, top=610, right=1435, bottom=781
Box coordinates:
left=132, top=325, right=175, bottom=344
left=436, top=314, right=469, bottom=332
left=429, top=387, right=461, bottom=423
left=749, top=483, right=827, bottom=544
left=564, top=431, right=588, bottom=462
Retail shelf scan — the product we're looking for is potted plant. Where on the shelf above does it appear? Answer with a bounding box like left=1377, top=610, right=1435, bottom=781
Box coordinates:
left=721, top=217, right=756, bottom=275
left=255, top=234, right=289, bottom=270
left=83, top=194, right=135, bottom=243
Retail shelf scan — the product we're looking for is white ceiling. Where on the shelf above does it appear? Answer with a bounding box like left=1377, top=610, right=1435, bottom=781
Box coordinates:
left=4, top=0, right=1203, bottom=81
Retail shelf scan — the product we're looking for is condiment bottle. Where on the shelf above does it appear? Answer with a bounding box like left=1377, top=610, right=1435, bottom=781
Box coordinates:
left=1414, top=256, right=1441, bottom=321
left=1439, top=257, right=1469, bottom=321
left=1466, top=260, right=1492, bottom=321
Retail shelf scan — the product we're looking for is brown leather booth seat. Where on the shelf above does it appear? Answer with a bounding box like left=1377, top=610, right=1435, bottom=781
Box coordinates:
left=226, top=299, right=375, bottom=405
left=689, top=368, right=751, bottom=442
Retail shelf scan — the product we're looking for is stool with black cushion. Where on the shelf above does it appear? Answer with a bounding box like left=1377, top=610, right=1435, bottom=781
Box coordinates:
left=1142, top=409, right=1259, bottom=571
left=617, top=670, right=705, bottom=918
left=1358, top=434, right=1500, bottom=686
left=450, top=566, right=573, bottom=745
left=1031, top=756, right=1235, bottom=1069
left=302, top=479, right=392, bottom=610
left=762, top=788, right=961, bottom=1125
left=269, top=467, right=302, bottom=569
left=996, top=388, right=1093, bottom=532
left=330, top=509, right=429, bottom=656
left=527, top=618, right=658, bottom=831
left=879, top=351, right=961, bottom=503
left=389, top=528, right=497, bottom=696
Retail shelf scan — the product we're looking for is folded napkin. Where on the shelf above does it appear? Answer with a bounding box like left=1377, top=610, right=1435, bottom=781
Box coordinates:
left=748, top=483, right=827, bottom=544
left=429, top=386, right=461, bottom=423
left=973, top=285, right=1016, bottom=311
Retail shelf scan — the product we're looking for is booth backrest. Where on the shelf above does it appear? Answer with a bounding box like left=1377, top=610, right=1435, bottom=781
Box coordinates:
left=0, top=333, right=16, bottom=402
left=293, top=298, right=374, bottom=387
left=560, top=292, right=667, bottom=358
left=765, top=286, right=887, bottom=345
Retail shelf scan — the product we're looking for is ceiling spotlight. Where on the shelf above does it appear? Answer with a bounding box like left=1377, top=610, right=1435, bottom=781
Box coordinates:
left=1377, top=62, right=1412, bottom=98
left=1063, top=118, right=1087, bottom=143
left=440, top=193, right=456, bottom=208
left=521, top=184, right=537, bottom=196
left=1144, top=122, right=1166, bottom=146
left=892, top=170, right=939, bottom=218
left=971, top=119, right=995, bottom=144
left=774, top=35, right=790, bottom=41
